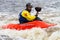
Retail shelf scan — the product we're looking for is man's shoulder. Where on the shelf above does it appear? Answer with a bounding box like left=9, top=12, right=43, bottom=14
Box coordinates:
left=22, top=10, right=29, bottom=13
left=20, top=10, right=27, bottom=14
left=23, top=10, right=28, bottom=12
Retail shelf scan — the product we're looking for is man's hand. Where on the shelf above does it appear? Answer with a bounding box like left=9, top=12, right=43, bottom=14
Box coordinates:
left=35, top=12, right=39, bottom=17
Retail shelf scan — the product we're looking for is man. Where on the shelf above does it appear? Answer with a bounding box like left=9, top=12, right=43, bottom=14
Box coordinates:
left=19, top=3, right=42, bottom=24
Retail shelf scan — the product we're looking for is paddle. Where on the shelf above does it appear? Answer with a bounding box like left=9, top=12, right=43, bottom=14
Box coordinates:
left=35, top=7, right=41, bottom=17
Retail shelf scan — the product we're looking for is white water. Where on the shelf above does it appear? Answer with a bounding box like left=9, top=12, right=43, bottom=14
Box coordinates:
left=0, top=0, right=60, bottom=40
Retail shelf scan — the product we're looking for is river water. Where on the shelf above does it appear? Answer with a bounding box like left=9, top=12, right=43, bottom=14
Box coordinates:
left=0, top=0, right=60, bottom=40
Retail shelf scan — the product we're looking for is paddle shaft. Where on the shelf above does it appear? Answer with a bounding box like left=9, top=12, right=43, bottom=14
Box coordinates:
left=35, top=11, right=39, bottom=17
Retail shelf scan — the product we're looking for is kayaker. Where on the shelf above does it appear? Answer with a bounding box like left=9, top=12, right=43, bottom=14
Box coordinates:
left=19, top=3, right=42, bottom=24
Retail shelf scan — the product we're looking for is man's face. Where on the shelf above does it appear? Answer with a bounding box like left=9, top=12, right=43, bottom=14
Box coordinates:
left=27, top=6, right=32, bottom=12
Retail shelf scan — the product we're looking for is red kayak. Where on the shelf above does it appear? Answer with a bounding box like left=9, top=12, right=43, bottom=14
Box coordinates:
left=2, top=20, right=56, bottom=30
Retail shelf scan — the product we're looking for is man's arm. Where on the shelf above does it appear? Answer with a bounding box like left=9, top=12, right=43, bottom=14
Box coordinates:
left=21, top=10, right=36, bottom=21
left=35, top=12, right=42, bottom=21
